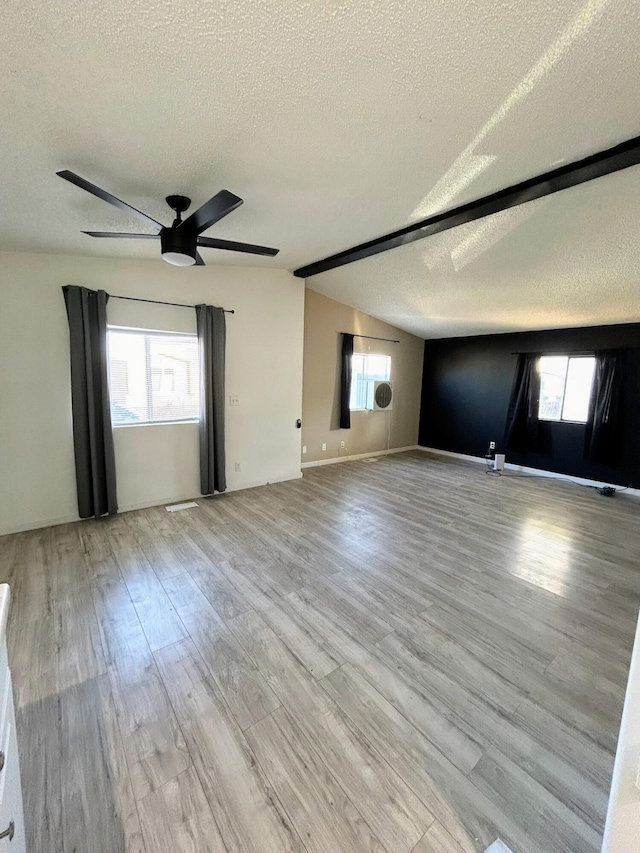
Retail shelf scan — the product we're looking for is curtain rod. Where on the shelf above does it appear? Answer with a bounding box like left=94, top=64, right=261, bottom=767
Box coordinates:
left=342, top=332, right=400, bottom=344
left=510, top=349, right=626, bottom=355
left=108, top=294, right=235, bottom=313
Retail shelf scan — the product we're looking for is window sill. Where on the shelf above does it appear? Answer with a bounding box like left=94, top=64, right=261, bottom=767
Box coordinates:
left=538, top=417, right=588, bottom=425
left=113, top=419, right=199, bottom=429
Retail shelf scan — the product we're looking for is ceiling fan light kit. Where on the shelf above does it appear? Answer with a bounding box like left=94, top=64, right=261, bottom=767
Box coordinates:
left=161, top=195, right=197, bottom=266
left=56, top=171, right=279, bottom=266
left=162, top=250, right=196, bottom=266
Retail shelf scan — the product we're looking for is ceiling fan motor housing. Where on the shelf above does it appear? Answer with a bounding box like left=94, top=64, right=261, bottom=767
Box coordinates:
left=160, top=226, right=197, bottom=266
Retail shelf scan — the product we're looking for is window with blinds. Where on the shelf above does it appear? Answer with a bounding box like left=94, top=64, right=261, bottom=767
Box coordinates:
left=107, top=327, right=200, bottom=426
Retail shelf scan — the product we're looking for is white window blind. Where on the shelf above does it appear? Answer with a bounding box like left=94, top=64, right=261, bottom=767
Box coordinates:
left=107, top=327, right=199, bottom=426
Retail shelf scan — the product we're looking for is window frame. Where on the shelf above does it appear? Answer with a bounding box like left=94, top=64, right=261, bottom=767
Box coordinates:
left=107, top=325, right=200, bottom=428
left=349, top=351, right=392, bottom=412
left=537, top=353, right=596, bottom=425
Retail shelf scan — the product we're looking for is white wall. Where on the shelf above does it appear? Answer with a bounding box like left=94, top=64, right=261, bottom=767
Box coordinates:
left=0, top=252, right=304, bottom=535
left=602, top=612, right=640, bottom=853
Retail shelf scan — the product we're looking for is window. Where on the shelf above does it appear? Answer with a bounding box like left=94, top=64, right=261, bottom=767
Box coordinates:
left=107, top=327, right=199, bottom=426
left=350, top=353, right=391, bottom=410
left=538, top=355, right=595, bottom=423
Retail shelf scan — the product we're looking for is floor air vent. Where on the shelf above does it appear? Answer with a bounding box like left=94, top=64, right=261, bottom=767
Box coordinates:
left=165, top=501, right=199, bottom=512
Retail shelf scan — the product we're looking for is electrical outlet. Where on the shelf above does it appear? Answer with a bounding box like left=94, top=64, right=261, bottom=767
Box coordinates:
left=234, top=462, right=241, bottom=472
left=340, top=441, right=345, bottom=448
left=489, top=441, right=496, bottom=450
left=322, top=443, right=327, bottom=451
left=302, top=445, right=307, bottom=455
left=229, top=395, right=240, bottom=406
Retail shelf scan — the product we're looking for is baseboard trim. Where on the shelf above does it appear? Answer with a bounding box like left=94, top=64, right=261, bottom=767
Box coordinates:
left=301, top=445, right=419, bottom=469
left=0, top=512, right=81, bottom=536
left=118, top=493, right=201, bottom=514
left=227, top=471, right=303, bottom=491
left=0, top=471, right=303, bottom=538
left=418, top=445, right=640, bottom=497
left=118, top=472, right=304, bottom=512
left=417, top=446, right=487, bottom=466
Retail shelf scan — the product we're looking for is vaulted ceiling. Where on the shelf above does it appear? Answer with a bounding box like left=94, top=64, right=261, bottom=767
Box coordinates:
left=2, top=0, right=639, bottom=337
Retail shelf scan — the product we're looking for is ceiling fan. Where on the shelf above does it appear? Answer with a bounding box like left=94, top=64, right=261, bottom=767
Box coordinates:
left=57, top=170, right=279, bottom=266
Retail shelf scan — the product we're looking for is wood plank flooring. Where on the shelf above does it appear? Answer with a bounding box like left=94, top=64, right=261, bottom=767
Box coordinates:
left=3, top=451, right=639, bottom=853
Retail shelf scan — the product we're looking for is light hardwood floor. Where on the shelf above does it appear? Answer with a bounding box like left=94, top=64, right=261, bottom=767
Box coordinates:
left=3, top=451, right=639, bottom=853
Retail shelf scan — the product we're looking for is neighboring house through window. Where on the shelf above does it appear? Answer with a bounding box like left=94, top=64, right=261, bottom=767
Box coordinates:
left=107, top=327, right=199, bottom=425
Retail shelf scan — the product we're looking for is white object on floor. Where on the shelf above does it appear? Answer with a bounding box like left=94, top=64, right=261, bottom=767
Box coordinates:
left=165, top=501, right=199, bottom=512
left=602, top=610, right=640, bottom=852
left=0, top=585, right=26, bottom=852
left=485, top=842, right=515, bottom=853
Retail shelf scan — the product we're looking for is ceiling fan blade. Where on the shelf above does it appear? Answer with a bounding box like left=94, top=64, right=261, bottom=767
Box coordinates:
left=179, top=190, right=243, bottom=235
left=58, top=170, right=164, bottom=231
left=195, top=251, right=205, bottom=266
left=197, top=236, right=279, bottom=256
left=83, top=231, right=160, bottom=239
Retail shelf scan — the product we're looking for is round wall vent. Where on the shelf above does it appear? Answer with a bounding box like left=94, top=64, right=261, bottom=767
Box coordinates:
left=375, top=382, right=393, bottom=409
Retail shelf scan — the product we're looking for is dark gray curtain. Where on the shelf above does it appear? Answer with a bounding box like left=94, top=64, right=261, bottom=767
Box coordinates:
left=339, top=333, right=354, bottom=429
left=196, top=305, right=226, bottom=494
left=504, top=353, right=541, bottom=452
left=62, top=285, right=117, bottom=518
left=584, top=350, right=622, bottom=463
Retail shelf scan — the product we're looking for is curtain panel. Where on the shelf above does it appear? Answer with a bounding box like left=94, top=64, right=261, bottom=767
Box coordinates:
left=584, top=350, right=623, bottom=464
left=339, top=333, right=354, bottom=429
left=504, top=352, right=541, bottom=453
left=196, top=304, right=227, bottom=495
left=62, top=285, right=117, bottom=518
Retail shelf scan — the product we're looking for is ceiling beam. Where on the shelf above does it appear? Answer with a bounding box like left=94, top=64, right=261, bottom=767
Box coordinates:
left=293, top=134, right=640, bottom=279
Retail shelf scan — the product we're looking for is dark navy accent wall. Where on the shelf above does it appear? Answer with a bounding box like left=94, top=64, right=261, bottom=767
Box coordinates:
left=419, top=323, right=640, bottom=488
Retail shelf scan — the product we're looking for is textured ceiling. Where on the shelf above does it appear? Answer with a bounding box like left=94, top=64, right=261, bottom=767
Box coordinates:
left=1, top=0, right=640, bottom=337
left=309, top=168, right=640, bottom=338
